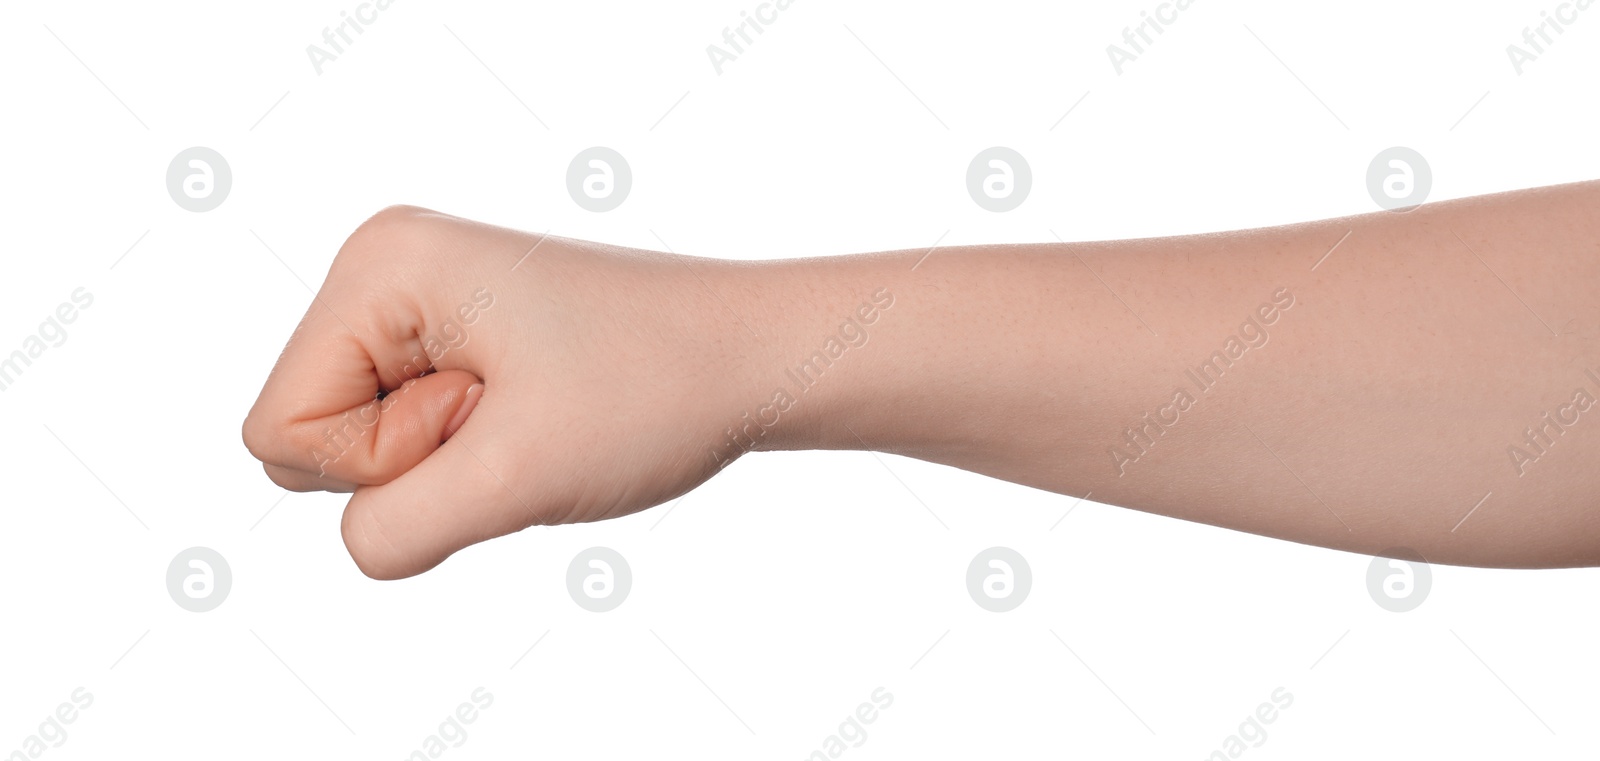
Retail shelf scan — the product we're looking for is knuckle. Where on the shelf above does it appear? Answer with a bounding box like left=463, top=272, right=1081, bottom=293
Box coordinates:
left=325, top=422, right=395, bottom=486
left=333, top=205, right=442, bottom=271
left=241, top=411, right=275, bottom=463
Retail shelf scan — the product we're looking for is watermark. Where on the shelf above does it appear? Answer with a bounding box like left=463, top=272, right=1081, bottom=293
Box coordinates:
left=705, top=0, right=800, bottom=75
left=1111, top=287, right=1295, bottom=476
left=567, top=547, right=631, bottom=612
left=966, top=547, right=1031, bottom=612
left=1506, top=1, right=1593, bottom=75
left=1506, top=367, right=1599, bottom=476
left=1365, top=147, right=1430, bottom=211
left=802, top=687, right=893, bottom=761
left=710, top=287, right=894, bottom=468
left=1106, top=0, right=1201, bottom=75
left=1202, top=687, right=1293, bottom=760
left=305, top=0, right=400, bottom=75
left=966, top=147, right=1031, bottom=212
left=167, top=147, right=231, bottom=212
left=5, top=688, right=93, bottom=759
left=311, top=287, right=495, bottom=476
left=1367, top=548, right=1431, bottom=612
left=0, top=288, right=93, bottom=394
left=566, top=147, right=632, bottom=212
left=167, top=547, right=231, bottom=613
left=403, top=687, right=493, bottom=761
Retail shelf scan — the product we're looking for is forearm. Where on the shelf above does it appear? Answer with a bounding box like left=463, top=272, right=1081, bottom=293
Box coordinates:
left=737, top=181, right=1600, bottom=567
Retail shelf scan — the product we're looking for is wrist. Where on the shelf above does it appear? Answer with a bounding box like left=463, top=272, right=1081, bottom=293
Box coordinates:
left=710, top=254, right=913, bottom=458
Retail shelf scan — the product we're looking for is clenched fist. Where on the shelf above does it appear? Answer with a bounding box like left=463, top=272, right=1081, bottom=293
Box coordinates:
left=243, top=206, right=796, bottom=579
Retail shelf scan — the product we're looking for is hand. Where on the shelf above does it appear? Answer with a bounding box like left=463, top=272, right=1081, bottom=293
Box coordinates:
left=243, top=206, right=768, bottom=579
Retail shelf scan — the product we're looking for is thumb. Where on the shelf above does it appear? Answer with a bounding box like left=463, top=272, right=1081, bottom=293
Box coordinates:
left=304, top=370, right=480, bottom=486
left=305, top=369, right=485, bottom=484
left=247, top=367, right=484, bottom=488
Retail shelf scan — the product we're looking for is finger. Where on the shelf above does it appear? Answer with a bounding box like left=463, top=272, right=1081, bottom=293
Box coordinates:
left=297, top=371, right=484, bottom=483
left=244, top=295, right=414, bottom=466
left=248, top=348, right=484, bottom=485
left=340, top=402, right=543, bottom=579
left=264, top=463, right=357, bottom=494
left=242, top=211, right=488, bottom=482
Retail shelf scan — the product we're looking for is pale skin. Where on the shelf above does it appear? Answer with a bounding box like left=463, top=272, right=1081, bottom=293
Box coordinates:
left=243, top=180, right=1600, bottom=579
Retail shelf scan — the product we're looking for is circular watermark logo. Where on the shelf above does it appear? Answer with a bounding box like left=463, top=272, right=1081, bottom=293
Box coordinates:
left=166, top=147, right=232, bottom=212
left=566, top=147, right=631, bottom=212
left=1365, top=147, right=1430, bottom=211
left=966, top=546, right=1031, bottom=612
left=966, top=147, right=1031, bottom=212
left=567, top=546, right=631, bottom=612
left=166, top=547, right=232, bottom=613
left=1366, top=548, right=1431, bottom=612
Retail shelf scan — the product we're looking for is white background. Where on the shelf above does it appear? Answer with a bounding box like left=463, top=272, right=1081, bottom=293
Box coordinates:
left=3, top=0, right=1598, bottom=758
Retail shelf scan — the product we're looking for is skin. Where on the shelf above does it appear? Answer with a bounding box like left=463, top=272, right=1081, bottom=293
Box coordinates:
left=243, top=180, right=1600, bottom=579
